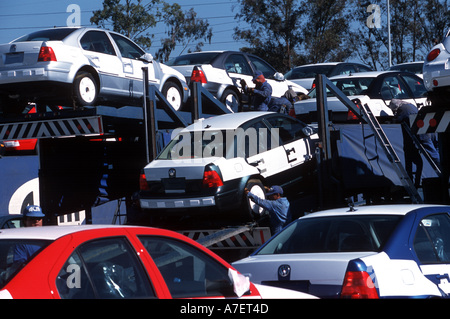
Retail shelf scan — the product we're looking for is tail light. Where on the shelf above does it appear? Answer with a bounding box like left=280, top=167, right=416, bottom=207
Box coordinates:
left=202, top=167, right=223, bottom=188
left=191, top=66, right=207, bottom=84
left=139, top=172, right=150, bottom=191
left=38, top=46, right=57, bottom=62
left=426, top=48, right=440, bottom=62
left=340, top=270, right=379, bottom=299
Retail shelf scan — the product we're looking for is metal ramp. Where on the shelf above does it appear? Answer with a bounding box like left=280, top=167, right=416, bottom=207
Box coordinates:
left=315, top=74, right=423, bottom=204
left=179, top=223, right=271, bottom=250
left=359, top=103, right=423, bottom=203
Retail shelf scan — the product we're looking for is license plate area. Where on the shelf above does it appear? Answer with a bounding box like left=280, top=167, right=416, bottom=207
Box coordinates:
left=162, top=178, right=186, bottom=193
left=5, top=52, right=24, bottom=64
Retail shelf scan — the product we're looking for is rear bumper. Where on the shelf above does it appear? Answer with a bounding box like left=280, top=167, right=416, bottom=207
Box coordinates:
left=140, top=196, right=216, bottom=210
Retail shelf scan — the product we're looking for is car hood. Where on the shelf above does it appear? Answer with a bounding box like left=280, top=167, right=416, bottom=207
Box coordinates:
left=285, top=80, right=308, bottom=94
left=233, top=252, right=377, bottom=286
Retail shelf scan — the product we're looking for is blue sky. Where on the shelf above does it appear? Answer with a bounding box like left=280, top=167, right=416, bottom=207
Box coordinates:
left=0, top=0, right=244, bottom=58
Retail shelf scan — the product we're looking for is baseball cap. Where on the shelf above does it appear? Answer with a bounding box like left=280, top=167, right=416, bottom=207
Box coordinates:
left=266, top=185, right=283, bottom=196
left=23, top=205, right=45, bottom=218
left=252, top=70, right=264, bottom=81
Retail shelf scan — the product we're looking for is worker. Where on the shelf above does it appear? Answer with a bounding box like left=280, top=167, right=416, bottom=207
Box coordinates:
left=245, top=185, right=291, bottom=234
left=13, top=205, right=45, bottom=265
left=389, top=99, right=440, bottom=187
left=249, top=70, right=272, bottom=111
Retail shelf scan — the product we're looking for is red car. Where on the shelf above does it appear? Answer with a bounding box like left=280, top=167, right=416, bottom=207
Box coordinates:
left=0, top=225, right=315, bottom=299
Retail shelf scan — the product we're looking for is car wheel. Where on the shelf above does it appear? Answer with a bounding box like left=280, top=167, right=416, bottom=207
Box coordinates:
left=221, top=89, right=240, bottom=112
left=162, top=81, right=183, bottom=111
left=73, top=72, right=97, bottom=107
left=242, top=179, right=265, bottom=221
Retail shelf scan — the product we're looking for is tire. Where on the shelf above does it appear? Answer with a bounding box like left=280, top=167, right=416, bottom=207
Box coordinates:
left=73, top=72, right=97, bottom=107
left=220, top=89, right=240, bottom=113
left=162, top=81, right=183, bottom=111
left=242, top=179, right=265, bottom=221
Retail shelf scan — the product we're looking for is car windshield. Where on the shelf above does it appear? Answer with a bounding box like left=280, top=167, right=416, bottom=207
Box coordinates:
left=308, top=77, right=375, bottom=98
left=166, top=52, right=221, bottom=66
left=13, top=28, right=77, bottom=42
left=256, top=215, right=403, bottom=255
left=285, top=65, right=335, bottom=80
left=0, top=239, right=51, bottom=288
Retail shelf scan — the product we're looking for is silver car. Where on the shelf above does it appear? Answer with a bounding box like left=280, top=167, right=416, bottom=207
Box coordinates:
left=0, top=27, right=189, bottom=113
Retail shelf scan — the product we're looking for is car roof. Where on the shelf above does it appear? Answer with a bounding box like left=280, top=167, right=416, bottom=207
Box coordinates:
left=328, top=70, right=407, bottom=80
left=181, top=112, right=276, bottom=131
left=0, top=224, right=147, bottom=240
left=299, top=204, right=443, bottom=220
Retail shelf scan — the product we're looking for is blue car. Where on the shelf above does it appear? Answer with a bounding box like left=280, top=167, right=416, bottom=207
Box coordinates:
left=233, top=204, right=450, bottom=298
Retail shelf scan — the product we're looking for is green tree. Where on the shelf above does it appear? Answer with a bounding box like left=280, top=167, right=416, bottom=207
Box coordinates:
left=233, top=0, right=305, bottom=72
left=91, top=0, right=211, bottom=60
left=91, top=0, right=161, bottom=49
left=155, top=3, right=212, bottom=62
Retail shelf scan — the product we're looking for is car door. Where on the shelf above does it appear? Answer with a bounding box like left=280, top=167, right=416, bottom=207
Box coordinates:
left=79, top=30, right=124, bottom=96
left=223, top=53, right=253, bottom=88
left=109, top=33, right=156, bottom=99
left=413, top=213, right=450, bottom=296
left=247, top=55, right=288, bottom=97
left=264, top=115, right=311, bottom=168
left=244, top=119, right=289, bottom=178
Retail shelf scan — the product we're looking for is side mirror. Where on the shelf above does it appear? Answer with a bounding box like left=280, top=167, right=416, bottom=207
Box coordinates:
left=274, top=72, right=285, bottom=81
left=229, top=268, right=250, bottom=297
left=139, top=53, right=154, bottom=63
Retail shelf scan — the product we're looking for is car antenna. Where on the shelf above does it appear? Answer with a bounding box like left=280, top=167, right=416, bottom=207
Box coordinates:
left=346, top=197, right=357, bottom=212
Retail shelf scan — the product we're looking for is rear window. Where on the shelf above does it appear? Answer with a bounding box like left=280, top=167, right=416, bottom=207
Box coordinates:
left=285, top=65, right=335, bottom=80
left=256, top=215, right=402, bottom=255
left=166, top=52, right=221, bottom=66
left=13, top=28, right=77, bottom=42
left=0, top=239, right=51, bottom=288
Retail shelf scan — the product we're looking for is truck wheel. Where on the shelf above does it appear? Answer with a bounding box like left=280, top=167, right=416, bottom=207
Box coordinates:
left=73, top=72, right=97, bottom=107
left=242, top=179, right=265, bottom=221
left=162, top=81, right=183, bottom=111
left=220, top=89, right=240, bottom=112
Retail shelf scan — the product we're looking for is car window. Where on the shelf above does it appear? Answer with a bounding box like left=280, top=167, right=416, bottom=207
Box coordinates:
left=139, top=236, right=235, bottom=298
left=224, top=54, right=252, bottom=75
left=80, top=31, right=116, bottom=56
left=334, top=65, right=357, bottom=76
left=380, top=75, right=411, bottom=100
left=56, top=237, right=155, bottom=299
left=413, top=214, right=450, bottom=264
left=0, top=239, right=50, bottom=289
left=248, top=55, right=277, bottom=79
left=265, top=116, right=308, bottom=144
left=1, top=218, right=23, bottom=229
left=110, top=33, right=144, bottom=59
left=309, top=77, right=374, bottom=98
left=166, top=52, right=221, bottom=66
left=256, top=215, right=402, bottom=255
left=401, top=75, right=427, bottom=98
left=285, top=65, right=335, bottom=80
left=13, top=28, right=77, bottom=42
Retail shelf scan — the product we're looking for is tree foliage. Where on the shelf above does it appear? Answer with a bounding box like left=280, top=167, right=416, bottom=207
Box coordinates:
left=91, top=0, right=211, bottom=60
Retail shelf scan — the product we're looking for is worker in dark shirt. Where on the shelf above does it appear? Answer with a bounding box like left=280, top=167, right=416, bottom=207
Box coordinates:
left=249, top=70, right=272, bottom=111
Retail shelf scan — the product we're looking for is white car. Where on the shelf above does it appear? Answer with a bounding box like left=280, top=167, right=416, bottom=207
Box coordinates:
left=423, top=29, right=450, bottom=104
left=389, top=61, right=423, bottom=78
left=139, top=112, right=316, bottom=223
left=293, top=71, right=428, bottom=123
left=284, top=62, right=372, bottom=91
left=166, top=51, right=307, bottom=112
left=233, top=204, right=450, bottom=299
left=0, top=27, right=189, bottom=113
